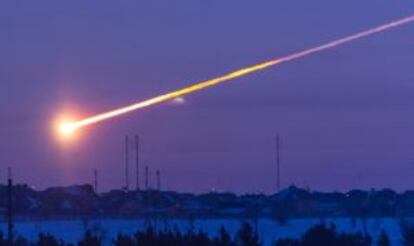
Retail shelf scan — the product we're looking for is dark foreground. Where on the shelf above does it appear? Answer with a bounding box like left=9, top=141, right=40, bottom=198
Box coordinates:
left=2, top=222, right=414, bottom=246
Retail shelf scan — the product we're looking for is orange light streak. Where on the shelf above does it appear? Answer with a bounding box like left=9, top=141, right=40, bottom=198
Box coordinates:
left=57, top=14, right=414, bottom=137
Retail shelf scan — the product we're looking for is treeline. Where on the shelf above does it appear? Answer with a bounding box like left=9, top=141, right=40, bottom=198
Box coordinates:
left=7, top=184, right=414, bottom=219
left=4, top=222, right=414, bottom=246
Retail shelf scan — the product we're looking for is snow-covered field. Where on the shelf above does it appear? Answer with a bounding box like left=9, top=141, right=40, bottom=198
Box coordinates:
left=0, top=217, right=408, bottom=245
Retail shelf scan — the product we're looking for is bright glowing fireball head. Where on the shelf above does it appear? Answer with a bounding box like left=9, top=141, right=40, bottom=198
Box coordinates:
left=59, top=122, right=77, bottom=136
left=54, top=114, right=79, bottom=141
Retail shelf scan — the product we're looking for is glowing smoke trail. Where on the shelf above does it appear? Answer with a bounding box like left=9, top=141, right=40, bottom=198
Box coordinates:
left=58, top=14, right=414, bottom=136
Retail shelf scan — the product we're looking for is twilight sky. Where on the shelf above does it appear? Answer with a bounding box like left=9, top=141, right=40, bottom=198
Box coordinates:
left=1, top=1, right=414, bottom=193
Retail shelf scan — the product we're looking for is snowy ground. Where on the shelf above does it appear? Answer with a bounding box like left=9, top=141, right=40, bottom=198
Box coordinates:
left=0, top=217, right=408, bottom=245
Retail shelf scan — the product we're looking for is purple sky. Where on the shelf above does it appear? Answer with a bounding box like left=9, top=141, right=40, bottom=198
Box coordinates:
left=1, top=1, right=414, bottom=193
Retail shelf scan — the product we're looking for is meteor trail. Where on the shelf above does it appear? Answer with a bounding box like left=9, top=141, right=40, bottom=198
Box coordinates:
left=56, top=14, right=414, bottom=138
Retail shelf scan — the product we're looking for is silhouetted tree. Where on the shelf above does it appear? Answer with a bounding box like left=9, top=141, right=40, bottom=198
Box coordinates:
left=235, top=223, right=260, bottom=246
left=156, top=229, right=175, bottom=246
left=336, top=232, right=371, bottom=246
left=162, top=228, right=184, bottom=246
left=214, top=227, right=235, bottom=246
left=0, top=233, right=31, bottom=246
left=275, top=238, right=300, bottom=246
left=113, top=234, right=135, bottom=246
left=402, top=224, right=414, bottom=246
left=274, top=224, right=372, bottom=246
left=301, top=224, right=337, bottom=246
left=13, top=236, right=30, bottom=246
left=186, top=230, right=211, bottom=246
left=34, top=233, right=64, bottom=246
left=377, top=230, right=390, bottom=246
left=0, top=232, right=7, bottom=246
left=77, top=230, right=101, bottom=246
left=135, top=227, right=157, bottom=246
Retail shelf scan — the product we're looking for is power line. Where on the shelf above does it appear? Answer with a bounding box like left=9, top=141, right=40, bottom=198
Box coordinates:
left=135, top=134, right=140, bottom=191
left=125, top=135, right=129, bottom=191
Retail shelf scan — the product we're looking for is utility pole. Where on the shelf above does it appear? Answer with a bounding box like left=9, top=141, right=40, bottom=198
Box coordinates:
left=125, top=135, right=129, bottom=191
left=145, top=165, right=149, bottom=190
left=7, top=167, right=13, bottom=245
left=276, top=135, right=281, bottom=193
left=135, top=134, right=140, bottom=191
left=156, top=170, right=161, bottom=191
left=93, top=169, right=98, bottom=193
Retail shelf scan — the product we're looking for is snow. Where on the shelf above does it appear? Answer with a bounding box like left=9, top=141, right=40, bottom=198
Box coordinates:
left=0, top=217, right=407, bottom=246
